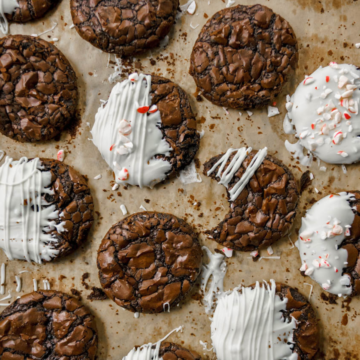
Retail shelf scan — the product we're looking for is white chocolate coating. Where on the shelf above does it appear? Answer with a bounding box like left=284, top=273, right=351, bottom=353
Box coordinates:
left=91, top=74, right=172, bottom=189
left=207, top=147, right=267, bottom=201
left=296, top=192, right=354, bottom=296
left=0, top=157, right=62, bottom=263
left=0, top=0, right=18, bottom=34
left=284, top=63, right=360, bottom=165
left=211, top=280, right=297, bottom=360
left=122, top=326, right=182, bottom=360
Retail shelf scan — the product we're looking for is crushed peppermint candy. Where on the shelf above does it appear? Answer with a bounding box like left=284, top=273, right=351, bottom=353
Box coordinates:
left=57, top=150, right=65, bottom=162
left=221, top=247, right=233, bottom=257
left=267, top=106, right=280, bottom=117
left=120, top=204, right=128, bottom=215
left=112, top=183, right=119, bottom=191
left=94, top=174, right=102, bottom=180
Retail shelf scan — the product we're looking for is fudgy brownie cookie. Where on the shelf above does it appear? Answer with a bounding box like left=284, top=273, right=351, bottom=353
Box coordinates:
left=91, top=73, right=199, bottom=188
left=189, top=4, right=298, bottom=109
left=0, top=157, right=93, bottom=263
left=70, top=0, right=178, bottom=56
left=0, top=290, right=98, bottom=359
left=297, top=191, right=360, bottom=297
left=0, top=35, right=78, bottom=142
left=4, top=0, right=58, bottom=24
left=211, top=280, right=319, bottom=360
left=204, top=148, right=299, bottom=251
left=97, top=212, right=202, bottom=313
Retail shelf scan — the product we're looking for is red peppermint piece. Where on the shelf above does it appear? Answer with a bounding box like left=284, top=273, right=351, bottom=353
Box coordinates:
left=344, top=112, right=351, bottom=120
left=326, top=76, right=330, bottom=82
left=329, top=194, right=334, bottom=198
left=137, top=106, right=150, bottom=114
left=311, top=123, right=315, bottom=129
left=110, top=144, right=115, bottom=151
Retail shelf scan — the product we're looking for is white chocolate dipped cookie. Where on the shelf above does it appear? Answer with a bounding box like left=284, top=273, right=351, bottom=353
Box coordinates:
left=91, top=73, right=199, bottom=189
left=0, top=157, right=93, bottom=263
left=297, top=192, right=360, bottom=297
left=284, top=63, right=360, bottom=165
left=211, top=280, right=319, bottom=360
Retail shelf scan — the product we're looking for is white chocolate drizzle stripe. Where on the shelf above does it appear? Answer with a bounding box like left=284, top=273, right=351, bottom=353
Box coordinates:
left=207, top=147, right=267, bottom=201
left=0, top=0, right=18, bottom=34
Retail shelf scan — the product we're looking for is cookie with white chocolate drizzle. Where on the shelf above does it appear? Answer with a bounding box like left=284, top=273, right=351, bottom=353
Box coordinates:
left=203, top=148, right=299, bottom=251
left=284, top=63, right=360, bottom=165
left=0, top=157, right=93, bottom=263
left=211, top=280, right=319, bottom=360
left=91, top=73, right=199, bottom=188
left=297, top=191, right=360, bottom=297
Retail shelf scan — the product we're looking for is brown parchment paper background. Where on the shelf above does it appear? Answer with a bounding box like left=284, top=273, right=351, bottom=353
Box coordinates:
left=1, top=0, right=360, bottom=358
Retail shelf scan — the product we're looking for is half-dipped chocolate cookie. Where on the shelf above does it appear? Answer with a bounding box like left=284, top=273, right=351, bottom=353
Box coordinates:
left=0, top=157, right=94, bottom=263
left=0, top=35, right=78, bottom=142
left=91, top=73, right=199, bottom=188
left=204, top=147, right=299, bottom=251
left=70, top=0, right=178, bottom=56
left=0, top=290, right=98, bottom=359
left=0, top=0, right=58, bottom=34
left=211, top=280, right=319, bottom=360
left=284, top=63, right=360, bottom=165
left=124, top=341, right=202, bottom=360
left=97, top=212, right=202, bottom=313
left=297, top=191, right=360, bottom=297
left=189, top=4, right=298, bottom=110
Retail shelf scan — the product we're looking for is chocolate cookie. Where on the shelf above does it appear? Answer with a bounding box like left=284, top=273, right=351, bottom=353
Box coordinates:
left=0, top=35, right=78, bottom=142
left=211, top=280, right=319, bottom=360
left=189, top=4, right=298, bottom=109
left=0, top=157, right=94, bottom=263
left=203, top=148, right=299, bottom=251
left=97, top=212, right=202, bottom=313
left=0, top=290, right=98, bottom=359
left=70, top=0, right=178, bottom=56
left=91, top=73, right=199, bottom=188
left=4, top=0, right=58, bottom=24
left=124, top=341, right=202, bottom=360
left=297, top=191, right=360, bottom=297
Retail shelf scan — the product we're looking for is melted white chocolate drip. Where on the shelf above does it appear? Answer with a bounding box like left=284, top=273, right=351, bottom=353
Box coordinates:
left=211, top=280, right=297, bottom=360
left=207, top=147, right=267, bottom=201
left=0, top=157, right=60, bottom=263
left=123, top=326, right=183, bottom=360
left=0, top=0, right=18, bottom=34
left=296, top=192, right=354, bottom=296
left=91, top=73, right=172, bottom=188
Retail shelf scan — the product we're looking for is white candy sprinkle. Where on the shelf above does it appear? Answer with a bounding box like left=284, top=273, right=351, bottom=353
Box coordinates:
left=355, top=43, right=360, bottom=49
left=112, top=183, right=119, bottom=191
left=246, top=110, right=253, bottom=117
left=267, top=246, right=274, bottom=256
left=120, top=204, right=128, bottom=215
left=0, top=150, right=4, bottom=162
left=70, top=24, right=75, bottom=29
left=315, top=187, right=319, bottom=193
left=140, top=205, right=147, bottom=211
left=267, top=106, right=280, bottom=117
left=94, top=174, right=102, bottom=180
left=342, top=165, right=347, bottom=174
left=319, top=166, right=327, bottom=172
left=304, top=283, right=313, bottom=301
left=134, top=312, right=140, bottom=318
left=309, top=172, right=314, bottom=180
left=33, top=279, right=38, bottom=291
left=186, top=0, right=196, bottom=14
left=43, top=280, right=51, bottom=290
left=15, top=276, right=21, bottom=293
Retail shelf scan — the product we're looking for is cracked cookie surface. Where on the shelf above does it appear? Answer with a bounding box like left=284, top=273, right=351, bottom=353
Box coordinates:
left=97, top=212, right=202, bottom=313
left=0, top=35, right=78, bottom=142
left=204, top=150, right=299, bottom=251
left=0, top=290, right=98, bottom=359
left=158, top=342, right=202, bottom=360
left=189, top=4, right=298, bottom=109
left=5, top=0, right=59, bottom=23
left=70, top=0, right=179, bottom=56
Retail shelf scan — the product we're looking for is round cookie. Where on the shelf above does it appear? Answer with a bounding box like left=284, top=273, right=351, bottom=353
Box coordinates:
left=0, top=157, right=94, bottom=263
left=203, top=148, right=299, bottom=251
left=70, top=0, right=179, bottom=56
left=189, top=4, right=298, bottom=110
left=124, top=341, right=202, bottom=360
left=284, top=63, right=360, bottom=165
left=3, top=0, right=58, bottom=24
left=91, top=73, right=199, bottom=188
left=0, top=35, right=78, bottom=142
left=297, top=191, right=360, bottom=297
left=211, top=280, right=319, bottom=360
left=97, top=212, right=202, bottom=313
left=0, top=290, right=98, bottom=359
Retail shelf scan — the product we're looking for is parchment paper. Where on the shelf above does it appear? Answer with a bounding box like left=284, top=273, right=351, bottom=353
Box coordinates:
left=1, top=0, right=360, bottom=358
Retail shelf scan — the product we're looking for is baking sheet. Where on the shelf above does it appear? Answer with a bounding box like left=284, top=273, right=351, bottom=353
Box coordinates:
left=1, top=0, right=360, bottom=358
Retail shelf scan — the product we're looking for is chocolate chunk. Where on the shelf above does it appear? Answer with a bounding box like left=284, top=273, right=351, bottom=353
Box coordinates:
left=87, top=286, right=107, bottom=300
left=203, top=150, right=299, bottom=251
left=97, top=212, right=202, bottom=313
left=0, top=35, right=78, bottom=142
left=300, top=170, right=312, bottom=194
left=70, top=0, right=178, bottom=56
left=159, top=342, right=201, bottom=360
left=189, top=4, right=298, bottom=109
left=0, top=290, right=98, bottom=359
